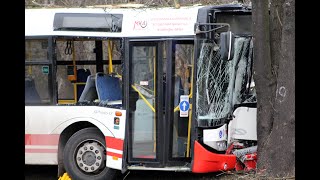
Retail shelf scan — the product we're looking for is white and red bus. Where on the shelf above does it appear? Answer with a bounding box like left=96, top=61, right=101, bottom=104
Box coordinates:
left=25, top=4, right=257, bottom=179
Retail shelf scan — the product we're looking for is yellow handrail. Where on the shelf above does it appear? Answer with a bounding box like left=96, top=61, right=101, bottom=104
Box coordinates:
left=108, top=39, right=113, bottom=74
left=131, top=85, right=155, bottom=112
left=186, top=50, right=194, bottom=158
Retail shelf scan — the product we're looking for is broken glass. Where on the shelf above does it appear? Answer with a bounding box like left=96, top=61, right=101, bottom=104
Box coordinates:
left=195, top=37, right=256, bottom=127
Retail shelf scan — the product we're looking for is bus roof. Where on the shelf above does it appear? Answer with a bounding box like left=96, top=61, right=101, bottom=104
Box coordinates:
left=25, top=6, right=203, bottom=38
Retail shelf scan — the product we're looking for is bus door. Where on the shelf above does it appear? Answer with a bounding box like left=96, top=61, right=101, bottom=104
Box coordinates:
left=165, top=40, right=194, bottom=165
left=125, top=39, right=194, bottom=167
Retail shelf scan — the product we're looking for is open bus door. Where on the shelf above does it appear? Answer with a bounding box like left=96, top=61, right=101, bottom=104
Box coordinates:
left=124, top=39, right=194, bottom=169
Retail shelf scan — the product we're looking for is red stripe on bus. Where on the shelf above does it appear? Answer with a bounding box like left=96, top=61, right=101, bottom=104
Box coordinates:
left=25, top=134, right=60, bottom=146
left=25, top=149, right=58, bottom=153
left=105, top=136, right=123, bottom=151
left=106, top=151, right=122, bottom=158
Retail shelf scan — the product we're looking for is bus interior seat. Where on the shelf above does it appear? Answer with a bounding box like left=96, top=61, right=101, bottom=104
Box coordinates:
left=25, top=77, right=41, bottom=103
left=95, top=72, right=122, bottom=102
left=76, top=68, right=91, bottom=101
left=78, top=74, right=98, bottom=102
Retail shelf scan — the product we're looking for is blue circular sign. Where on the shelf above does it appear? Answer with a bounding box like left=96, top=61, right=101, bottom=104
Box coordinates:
left=219, top=130, right=223, bottom=138
left=179, top=101, right=190, bottom=111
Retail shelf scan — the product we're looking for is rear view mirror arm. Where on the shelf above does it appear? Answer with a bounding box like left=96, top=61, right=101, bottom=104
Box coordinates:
left=194, top=23, right=230, bottom=34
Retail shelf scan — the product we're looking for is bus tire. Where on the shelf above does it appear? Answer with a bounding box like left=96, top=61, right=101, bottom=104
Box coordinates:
left=63, top=127, right=118, bottom=180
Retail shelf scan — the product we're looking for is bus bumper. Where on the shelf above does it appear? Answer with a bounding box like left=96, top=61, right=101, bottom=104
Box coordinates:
left=192, top=140, right=236, bottom=173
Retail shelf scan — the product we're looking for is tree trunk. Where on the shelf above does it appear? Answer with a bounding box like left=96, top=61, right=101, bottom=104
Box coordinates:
left=252, top=0, right=276, bottom=174
left=267, top=0, right=295, bottom=176
left=252, top=0, right=295, bottom=177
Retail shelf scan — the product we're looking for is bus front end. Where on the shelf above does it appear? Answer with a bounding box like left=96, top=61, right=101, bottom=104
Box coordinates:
left=191, top=4, right=257, bottom=173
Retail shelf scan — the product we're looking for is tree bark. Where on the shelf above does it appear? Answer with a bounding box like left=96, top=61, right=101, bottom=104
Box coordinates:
left=267, top=0, right=295, bottom=176
left=252, top=0, right=295, bottom=177
left=252, top=0, right=276, bottom=174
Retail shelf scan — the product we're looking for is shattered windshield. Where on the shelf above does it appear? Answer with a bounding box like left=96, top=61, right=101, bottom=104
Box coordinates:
left=195, top=37, right=256, bottom=127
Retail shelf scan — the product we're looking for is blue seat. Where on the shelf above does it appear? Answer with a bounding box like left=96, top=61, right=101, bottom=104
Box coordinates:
left=95, top=73, right=122, bottom=102
left=76, top=68, right=91, bottom=101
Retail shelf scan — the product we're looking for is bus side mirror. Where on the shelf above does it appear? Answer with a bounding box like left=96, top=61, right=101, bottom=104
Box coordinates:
left=220, top=31, right=235, bottom=61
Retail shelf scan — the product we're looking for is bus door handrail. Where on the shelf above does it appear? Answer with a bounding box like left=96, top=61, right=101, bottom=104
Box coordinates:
left=131, top=84, right=155, bottom=113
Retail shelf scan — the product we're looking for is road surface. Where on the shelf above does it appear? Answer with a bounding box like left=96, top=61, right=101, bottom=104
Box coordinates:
left=25, top=165, right=225, bottom=180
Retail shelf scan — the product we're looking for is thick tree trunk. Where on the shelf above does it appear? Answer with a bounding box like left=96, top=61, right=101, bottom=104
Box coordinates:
left=267, top=0, right=295, bottom=176
left=252, top=0, right=276, bottom=175
left=252, top=0, right=295, bottom=177
left=270, top=0, right=283, bottom=74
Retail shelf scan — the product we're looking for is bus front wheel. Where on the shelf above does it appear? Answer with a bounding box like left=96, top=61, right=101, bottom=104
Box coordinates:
left=63, top=127, right=118, bottom=180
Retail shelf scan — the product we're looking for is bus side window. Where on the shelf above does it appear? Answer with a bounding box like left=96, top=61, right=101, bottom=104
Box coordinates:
left=25, top=77, right=41, bottom=104
left=25, top=66, right=51, bottom=105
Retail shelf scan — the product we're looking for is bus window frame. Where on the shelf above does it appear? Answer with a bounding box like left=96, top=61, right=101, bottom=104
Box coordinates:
left=25, top=36, right=56, bottom=105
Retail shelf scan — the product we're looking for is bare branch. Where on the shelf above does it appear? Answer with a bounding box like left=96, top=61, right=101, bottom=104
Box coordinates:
left=32, top=0, right=52, bottom=7
left=276, top=8, right=283, bottom=26
left=173, top=0, right=180, bottom=8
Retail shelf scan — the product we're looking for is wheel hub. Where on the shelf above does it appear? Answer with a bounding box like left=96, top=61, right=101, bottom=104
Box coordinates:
left=76, top=141, right=105, bottom=173
left=82, top=151, right=96, bottom=166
